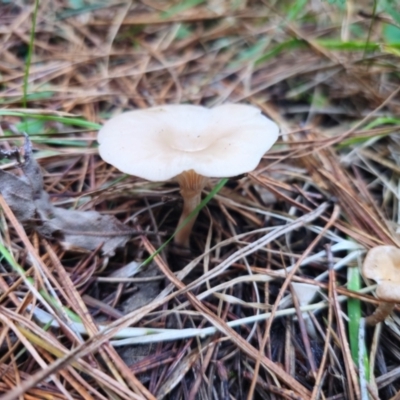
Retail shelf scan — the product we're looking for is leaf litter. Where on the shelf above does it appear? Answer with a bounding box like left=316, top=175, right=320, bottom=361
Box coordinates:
left=0, top=135, right=131, bottom=256
left=1, top=1, right=400, bottom=399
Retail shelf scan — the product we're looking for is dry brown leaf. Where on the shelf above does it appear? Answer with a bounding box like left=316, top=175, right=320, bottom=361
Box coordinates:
left=0, top=137, right=131, bottom=256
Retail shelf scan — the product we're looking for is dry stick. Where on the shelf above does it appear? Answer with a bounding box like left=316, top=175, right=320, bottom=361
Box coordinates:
left=310, top=245, right=335, bottom=400
left=328, top=246, right=361, bottom=400
left=246, top=204, right=340, bottom=400
left=140, top=238, right=311, bottom=399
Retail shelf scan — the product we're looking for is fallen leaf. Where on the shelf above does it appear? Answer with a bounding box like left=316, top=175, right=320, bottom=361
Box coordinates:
left=0, top=136, right=132, bottom=256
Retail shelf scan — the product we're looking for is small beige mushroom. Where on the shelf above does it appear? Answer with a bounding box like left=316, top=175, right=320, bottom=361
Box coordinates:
left=361, top=245, right=400, bottom=325
left=97, top=104, right=279, bottom=248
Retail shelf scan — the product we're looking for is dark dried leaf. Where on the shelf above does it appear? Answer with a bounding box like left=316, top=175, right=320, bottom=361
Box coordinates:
left=0, top=138, right=131, bottom=256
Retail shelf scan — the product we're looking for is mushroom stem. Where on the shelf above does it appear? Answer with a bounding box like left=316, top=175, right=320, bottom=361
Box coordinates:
left=175, top=192, right=202, bottom=248
left=175, top=170, right=208, bottom=248
left=365, top=302, right=395, bottom=326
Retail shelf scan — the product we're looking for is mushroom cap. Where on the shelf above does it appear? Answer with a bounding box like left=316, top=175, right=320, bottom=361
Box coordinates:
left=97, top=104, right=279, bottom=181
left=362, top=245, right=400, bottom=302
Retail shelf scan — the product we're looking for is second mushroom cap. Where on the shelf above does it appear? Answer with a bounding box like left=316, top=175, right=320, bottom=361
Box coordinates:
left=362, top=245, right=400, bottom=303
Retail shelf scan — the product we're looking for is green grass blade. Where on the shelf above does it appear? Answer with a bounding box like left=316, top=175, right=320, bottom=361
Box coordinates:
left=337, top=117, right=400, bottom=148
left=0, top=110, right=101, bottom=130
left=256, top=39, right=304, bottom=66
left=0, top=243, right=29, bottom=277
left=315, top=39, right=380, bottom=51
left=57, top=3, right=111, bottom=20
left=0, top=243, right=81, bottom=322
left=23, top=0, right=40, bottom=109
left=286, top=0, right=308, bottom=21
left=347, top=265, right=370, bottom=379
left=347, top=265, right=361, bottom=363
left=363, top=117, right=400, bottom=130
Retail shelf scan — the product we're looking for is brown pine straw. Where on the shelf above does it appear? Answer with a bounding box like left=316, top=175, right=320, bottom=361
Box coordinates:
left=139, top=236, right=314, bottom=398
left=247, top=204, right=340, bottom=399
left=2, top=1, right=400, bottom=398
left=0, top=195, right=155, bottom=400
left=138, top=203, right=332, bottom=396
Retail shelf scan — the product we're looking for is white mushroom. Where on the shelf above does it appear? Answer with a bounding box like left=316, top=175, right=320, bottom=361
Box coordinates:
left=97, top=104, right=279, bottom=248
left=362, top=245, right=400, bottom=325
